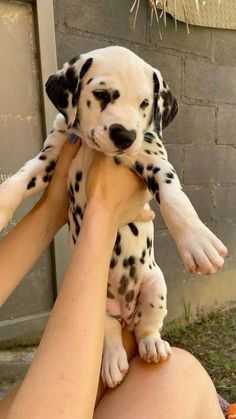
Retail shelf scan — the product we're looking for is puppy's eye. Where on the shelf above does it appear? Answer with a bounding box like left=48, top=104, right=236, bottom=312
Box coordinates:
left=93, top=90, right=110, bottom=100
left=140, top=99, right=149, bottom=110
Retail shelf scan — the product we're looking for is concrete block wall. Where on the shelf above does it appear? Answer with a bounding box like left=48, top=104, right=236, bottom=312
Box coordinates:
left=53, top=0, right=236, bottom=322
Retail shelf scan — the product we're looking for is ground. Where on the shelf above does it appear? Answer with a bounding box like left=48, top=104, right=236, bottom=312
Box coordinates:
left=163, top=307, right=236, bottom=403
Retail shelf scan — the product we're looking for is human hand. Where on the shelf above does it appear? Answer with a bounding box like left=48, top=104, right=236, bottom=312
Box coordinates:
left=86, top=151, right=154, bottom=227
left=42, top=137, right=81, bottom=225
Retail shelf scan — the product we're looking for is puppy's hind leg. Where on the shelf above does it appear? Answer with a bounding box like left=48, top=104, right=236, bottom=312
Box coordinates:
left=101, top=314, right=129, bottom=388
left=134, top=265, right=171, bottom=363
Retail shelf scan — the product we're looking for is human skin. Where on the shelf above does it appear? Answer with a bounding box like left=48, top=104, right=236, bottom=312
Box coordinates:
left=0, top=140, right=224, bottom=419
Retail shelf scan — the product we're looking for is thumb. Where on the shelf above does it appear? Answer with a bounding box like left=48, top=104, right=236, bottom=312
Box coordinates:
left=135, top=209, right=155, bottom=222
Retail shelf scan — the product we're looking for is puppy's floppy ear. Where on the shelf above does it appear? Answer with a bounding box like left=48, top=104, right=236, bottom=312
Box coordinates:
left=45, top=56, right=93, bottom=127
left=152, top=70, right=178, bottom=136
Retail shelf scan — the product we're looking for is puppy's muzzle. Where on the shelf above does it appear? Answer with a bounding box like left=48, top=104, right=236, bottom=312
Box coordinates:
left=109, top=124, right=136, bottom=150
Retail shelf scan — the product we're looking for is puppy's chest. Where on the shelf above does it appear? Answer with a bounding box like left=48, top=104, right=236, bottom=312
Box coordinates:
left=67, top=144, right=156, bottom=324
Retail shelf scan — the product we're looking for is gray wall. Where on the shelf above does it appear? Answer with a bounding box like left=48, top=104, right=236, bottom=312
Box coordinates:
left=53, top=0, right=236, bottom=322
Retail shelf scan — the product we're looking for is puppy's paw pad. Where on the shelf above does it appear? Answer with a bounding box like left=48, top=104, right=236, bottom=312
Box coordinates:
left=101, top=346, right=129, bottom=388
left=139, top=334, right=171, bottom=363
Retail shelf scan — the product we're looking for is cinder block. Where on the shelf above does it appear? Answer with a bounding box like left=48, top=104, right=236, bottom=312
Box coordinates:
left=184, top=146, right=236, bottom=185
left=53, top=0, right=58, bottom=25
left=164, top=104, right=216, bottom=145
left=165, top=144, right=184, bottom=182
left=217, top=105, right=236, bottom=145
left=214, top=186, right=236, bottom=222
left=183, top=186, right=214, bottom=222
left=64, top=0, right=147, bottom=44
left=212, top=29, right=236, bottom=65
left=55, top=30, right=109, bottom=67
left=153, top=229, right=183, bottom=277
left=148, top=14, right=212, bottom=58
left=184, top=58, right=236, bottom=105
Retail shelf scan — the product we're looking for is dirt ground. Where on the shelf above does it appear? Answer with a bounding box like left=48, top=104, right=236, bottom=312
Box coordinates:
left=163, top=308, right=236, bottom=403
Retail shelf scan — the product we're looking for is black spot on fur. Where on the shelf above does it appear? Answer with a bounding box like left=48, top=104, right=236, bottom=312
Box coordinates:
left=115, top=232, right=121, bottom=245
left=153, top=167, right=160, bottom=174
left=72, top=81, right=81, bottom=108
left=165, top=179, right=172, bottom=184
left=87, top=78, right=93, bottom=85
left=45, top=160, right=56, bottom=173
left=114, top=156, right=121, bottom=165
left=39, top=154, right=47, bottom=160
left=75, top=205, right=81, bottom=216
left=166, top=172, right=174, bottom=179
left=27, top=177, right=36, bottom=189
left=87, top=100, right=91, bottom=108
left=68, top=55, right=80, bottom=65
left=66, top=67, right=78, bottom=94
left=144, top=137, right=152, bottom=144
left=43, top=174, right=49, bottom=183
left=160, top=295, right=165, bottom=300
left=72, top=235, right=76, bottom=244
left=80, top=58, right=93, bottom=79
left=114, top=244, right=121, bottom=256
left=145, top=149, right=151, bottom=155
left=46, top=74, right=69, bottom=111
left=75, top=182, right=79, bottom=193
left=42, top=145, right=52, bottom=152
left=147, top=237, right=152, bottom=249
left=150, top=303, right=155, bottom=308
left=128, top=223, right=139, bottom=236
left=107, top=288, right=115, bottom=299
left=110, top=258, right=117, bottom=269
left=135, top=161, right=144, bottom=175
left=128, top=256, right=135, bottom=266
left=123, top=259, right=129, bottom=268
left=112, top=90, right=120, bottom=100
left=156, top=191, right=160, bottom=204
left=147, top=164, right=153, bottom=171
left=118, top=275, right=129, bottom=295
left=147, top=176, right=159, bottom=193
left=129, top=266, right=136, bottom=279
left=76, top=171, right=83, bottom=182
left=125, top=290, right=135, bottom=303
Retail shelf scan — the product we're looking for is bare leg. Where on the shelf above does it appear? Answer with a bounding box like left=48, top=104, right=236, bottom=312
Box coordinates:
left=94, top=348, right=224, bottom=419
left=0, top=331, right=137, bottom=418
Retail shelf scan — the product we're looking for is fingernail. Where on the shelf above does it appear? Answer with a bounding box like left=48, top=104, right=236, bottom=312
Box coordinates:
left=68, top=133, right=79, bottom=144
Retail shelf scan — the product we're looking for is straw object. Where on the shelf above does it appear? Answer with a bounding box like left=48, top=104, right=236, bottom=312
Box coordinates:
left=130, top=1, right=236, bottom=32
left=160, top=0, right=236, bottom=30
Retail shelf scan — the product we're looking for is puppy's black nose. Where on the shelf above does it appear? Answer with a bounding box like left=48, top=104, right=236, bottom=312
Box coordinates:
left=109, top=124, right=136, bottom=150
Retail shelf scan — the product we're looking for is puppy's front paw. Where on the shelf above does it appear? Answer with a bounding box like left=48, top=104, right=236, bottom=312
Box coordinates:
left=176, top=220, right=228, bottom=275
left=101, top=345, right=129, bottom=388
left=139, top=334, right=171, bottom=363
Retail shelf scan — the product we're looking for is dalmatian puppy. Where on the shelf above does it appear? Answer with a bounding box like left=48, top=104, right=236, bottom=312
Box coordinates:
left=0, top=46, right=227, bottom=388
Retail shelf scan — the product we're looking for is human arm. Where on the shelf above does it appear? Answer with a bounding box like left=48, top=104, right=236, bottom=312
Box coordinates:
left=0, top=139, right=80, bottom=306
left=6, top=152, right=152, bottom=419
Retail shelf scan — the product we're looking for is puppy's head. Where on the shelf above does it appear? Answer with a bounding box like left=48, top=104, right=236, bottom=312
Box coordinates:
left=46, top=46, right=178, bottom=156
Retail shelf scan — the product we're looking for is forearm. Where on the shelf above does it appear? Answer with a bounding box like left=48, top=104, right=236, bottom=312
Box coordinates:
left=0, top=198, right=63, bottom=306
left=7, top=202, right=117, bottom=419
